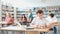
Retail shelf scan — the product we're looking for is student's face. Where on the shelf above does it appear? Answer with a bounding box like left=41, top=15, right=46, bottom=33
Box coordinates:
left=28, top=9, right=31, bottom=13
left=37, top=13, right=43, bottom=19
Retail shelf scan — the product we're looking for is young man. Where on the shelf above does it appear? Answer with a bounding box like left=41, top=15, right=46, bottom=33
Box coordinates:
left=46, top=13, right=57, bottom=23
left=27, top=9, right=33, bottom=22
left=46, top=13, right=58, bottom=34
left=30, top=10, right=48, bottom=29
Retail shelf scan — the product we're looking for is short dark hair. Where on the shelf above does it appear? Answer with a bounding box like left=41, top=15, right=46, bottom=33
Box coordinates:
left=49, top=13, right=54, bottom=18
left=36, top=10, right=43, bottom=14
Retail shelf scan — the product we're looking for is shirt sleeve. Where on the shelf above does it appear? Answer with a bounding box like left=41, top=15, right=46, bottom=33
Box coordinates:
left=45, top=19, right=50, bottom=26
left=54, top=17, right=57, bottom=22
left=31, top=18, right=36, bottom=24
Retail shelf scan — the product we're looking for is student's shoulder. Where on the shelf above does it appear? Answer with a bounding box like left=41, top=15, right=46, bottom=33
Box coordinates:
left=44, top=18, right=48, bottom=21
left=54, top=16, right=56, bottom=17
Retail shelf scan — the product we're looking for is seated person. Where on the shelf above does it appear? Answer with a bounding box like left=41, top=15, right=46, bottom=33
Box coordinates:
left=20, top=14, right=29, bottom=25
left=30, top=10, right=49, bottom=29
left=5, top=13, right=14, bottom=25
left=46, top=13, right=57, bottom=34
left=46, top=13, right=57, bottom=23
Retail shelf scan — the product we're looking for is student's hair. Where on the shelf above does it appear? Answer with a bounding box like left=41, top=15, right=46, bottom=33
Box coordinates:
left=21, top=14, right=27, bottom=21
left=6, top=13, right=11, bottom=17
left=36, top=10, right=43, bottom=14
left=49, top=13, right=54, bottom=18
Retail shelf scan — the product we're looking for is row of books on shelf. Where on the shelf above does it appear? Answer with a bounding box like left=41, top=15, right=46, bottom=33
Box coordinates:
left=1, top=4, right=60, bottom=21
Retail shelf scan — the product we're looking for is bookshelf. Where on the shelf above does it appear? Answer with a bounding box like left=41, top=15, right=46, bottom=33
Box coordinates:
left=16, top=8, right=28, bottom=21
left=0, top=2, right=60, bottom=21
left=16, top=6, right=60, bottom=21
left=42, top=6, right=60, bottom=20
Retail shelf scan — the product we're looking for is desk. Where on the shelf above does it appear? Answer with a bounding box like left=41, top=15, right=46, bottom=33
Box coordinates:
left=49, top=21, right=59, bottom=34
left=0, top=21, right=8, bottom=28
left=0, top=21, right=59, bottom=34
left=0, top=26, right=49, bottom=34
left=49, top=21, right=59, bottom=29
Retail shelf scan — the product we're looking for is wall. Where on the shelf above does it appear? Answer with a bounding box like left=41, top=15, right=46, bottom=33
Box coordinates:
left=1, top=0, right=60, bottom=9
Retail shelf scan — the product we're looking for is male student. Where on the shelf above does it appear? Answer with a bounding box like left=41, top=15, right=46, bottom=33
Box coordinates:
left=30, top=10, right=48, bottom=29
left=30, top=10, right=49, bottom=34
left=46, top=13, right=57, bottom=23
left=46, top=13, right=58, bottom=34
left=27, top=9, right=33, bottom=22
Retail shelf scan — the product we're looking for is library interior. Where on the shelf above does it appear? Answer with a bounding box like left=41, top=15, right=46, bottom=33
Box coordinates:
left=0, top=0, right=60, bottom=34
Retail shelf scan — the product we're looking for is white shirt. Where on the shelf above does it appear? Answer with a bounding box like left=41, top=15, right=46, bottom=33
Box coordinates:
left=28, top=13, right=30, bottom=17
left=46, top=16, right=57, bottom=24
left=31, top=17, right=48, bottom=26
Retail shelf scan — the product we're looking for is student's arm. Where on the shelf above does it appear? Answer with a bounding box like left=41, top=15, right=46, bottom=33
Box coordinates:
left=46, top=22, right=58, bottom=28
left=30, top=23, right=37, bottom=28
left=45, top=19, right=52, bottom=28
left=50, top=17, right=58, bottom=26
left=46, top=16, right=58, bottom=28
left=30, top=18, right=37, bottom=28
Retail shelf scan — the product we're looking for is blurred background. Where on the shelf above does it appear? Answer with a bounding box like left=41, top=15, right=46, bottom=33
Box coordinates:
left=0, top=0, right=60, bottom=34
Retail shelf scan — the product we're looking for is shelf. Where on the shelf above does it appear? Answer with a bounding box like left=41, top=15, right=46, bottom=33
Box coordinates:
left=1, top=4, right=60, bottom=21
left=16, top=7, right=60, bottom=21
left=16, top=13, right=27, bottom=15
